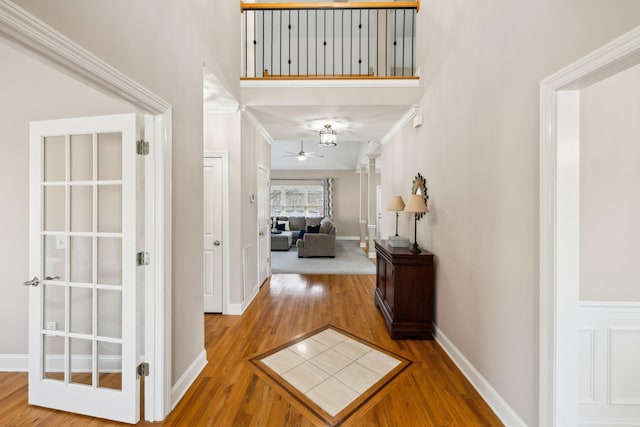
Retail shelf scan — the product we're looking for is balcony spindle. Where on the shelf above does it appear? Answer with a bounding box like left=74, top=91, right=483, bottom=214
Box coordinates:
left=241, top=1, right=419, bottom=79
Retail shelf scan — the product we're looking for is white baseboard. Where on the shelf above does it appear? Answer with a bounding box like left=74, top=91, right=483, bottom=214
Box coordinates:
left=171, top=349, right=207, bottom=410
left=224, top=282, right=261, bottom=316
left=368, top=252, right=376, bottom=259
left=0, top=354, right=27, bottom=371
left=359, top=242, right=366, bottom=248
left=242, top=283, right=260, bottom=312
left=434, top=325, right=527, bottom=427
left=225, top=303, right=243, bottom=315
left=336, top=236, right=359, bottom=241
left=580, top=420, right=640, bottom=426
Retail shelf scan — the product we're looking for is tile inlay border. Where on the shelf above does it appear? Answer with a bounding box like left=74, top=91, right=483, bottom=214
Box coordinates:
left=249, top=324, right=413, bottom=426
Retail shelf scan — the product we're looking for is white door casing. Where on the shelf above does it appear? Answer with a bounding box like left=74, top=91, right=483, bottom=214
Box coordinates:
left=29, top=114, right=139, bottom=423
left=539, top=26, right=640, bottom=427
left=203, top=156, right=223, bottom=313
left=257, top=164, right=270, bottom=284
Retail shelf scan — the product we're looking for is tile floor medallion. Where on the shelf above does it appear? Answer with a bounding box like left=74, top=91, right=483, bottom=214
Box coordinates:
left=250, top=325, right=412, bottom=426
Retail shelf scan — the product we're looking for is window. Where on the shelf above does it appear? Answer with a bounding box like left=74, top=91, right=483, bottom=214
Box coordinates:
left=271, top=184, right=324, bottom=217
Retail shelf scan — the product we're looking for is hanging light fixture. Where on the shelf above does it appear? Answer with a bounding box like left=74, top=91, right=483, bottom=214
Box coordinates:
left=319, top=124, right=337, bottom=147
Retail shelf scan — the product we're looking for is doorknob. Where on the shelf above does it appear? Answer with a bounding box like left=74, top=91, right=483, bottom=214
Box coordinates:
left=213, top=240, right=221, bottom=246
left=45, top=276, right=60, bottom=281
left=23, top=276, right=39, bottom=287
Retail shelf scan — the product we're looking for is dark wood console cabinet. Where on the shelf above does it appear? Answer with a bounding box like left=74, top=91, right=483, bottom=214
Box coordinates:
left=374, top=240, right=435, bottom=339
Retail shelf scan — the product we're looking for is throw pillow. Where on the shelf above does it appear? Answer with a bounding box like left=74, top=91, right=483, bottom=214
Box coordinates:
left=297, top=229, right=306, bottom=241
left=275, top=223, right=286, bottom=231
left=307, top=224, right=320, bottom=233
left=277, top=220, right=290, bottom=231
left=319, top=219, right=333, bottom=234
left=305, top=217, right=322, bottom=227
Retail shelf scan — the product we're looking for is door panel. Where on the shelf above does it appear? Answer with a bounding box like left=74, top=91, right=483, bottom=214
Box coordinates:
left=257, top=165, right=270, bottom=284
left=29, top=114, right=139, bottom=423
left=203, top=157, right=223, bottom=313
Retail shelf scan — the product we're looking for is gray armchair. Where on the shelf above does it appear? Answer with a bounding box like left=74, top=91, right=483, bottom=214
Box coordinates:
left=296, top=220, right=336, bottom=257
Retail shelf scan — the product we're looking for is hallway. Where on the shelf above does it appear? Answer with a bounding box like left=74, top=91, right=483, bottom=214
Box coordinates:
left=0, top=274, right=502, bottom=426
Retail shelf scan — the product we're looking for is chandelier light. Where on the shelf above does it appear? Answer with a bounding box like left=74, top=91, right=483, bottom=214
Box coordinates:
left=319, top=124, right=337, bottom=147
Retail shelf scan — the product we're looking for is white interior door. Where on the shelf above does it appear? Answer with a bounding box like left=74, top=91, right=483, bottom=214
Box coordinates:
left=203, top=157, right=223, bottom=313
left=257, top=165, right=270, bottom=284
left=28, top=114, right=140, bottom=423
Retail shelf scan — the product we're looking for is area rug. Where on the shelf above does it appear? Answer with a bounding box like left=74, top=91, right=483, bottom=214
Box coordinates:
left=250, top=324, right=411, bottom=426
left=271, top=241, right=375, bottom=275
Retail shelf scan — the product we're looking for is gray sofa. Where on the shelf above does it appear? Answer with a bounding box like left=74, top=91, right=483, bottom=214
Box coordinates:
left=274, top=216, right=323, bottom=241
left=296, top=218, right=336, bottom=258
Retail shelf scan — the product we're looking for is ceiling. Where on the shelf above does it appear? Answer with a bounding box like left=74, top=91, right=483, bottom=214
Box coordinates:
left=247, top=105, right=411, bottom=170
left=203, top=70, right=412, bottom=170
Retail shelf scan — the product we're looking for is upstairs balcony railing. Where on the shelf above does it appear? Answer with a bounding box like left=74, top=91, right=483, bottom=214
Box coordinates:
left=240, top=1, right=419, bottom=79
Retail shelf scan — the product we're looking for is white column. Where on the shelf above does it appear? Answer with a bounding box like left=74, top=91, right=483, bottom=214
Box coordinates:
left=367, top=155, right=377, bottom=258
left=359, top=164, right=367, bottom=248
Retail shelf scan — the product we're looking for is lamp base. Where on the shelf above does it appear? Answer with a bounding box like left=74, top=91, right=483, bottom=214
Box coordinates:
left=409, top=242, right=421, bottom=254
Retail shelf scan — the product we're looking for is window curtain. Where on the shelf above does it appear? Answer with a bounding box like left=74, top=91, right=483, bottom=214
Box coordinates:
left=322, top=178, right=333, bottom=219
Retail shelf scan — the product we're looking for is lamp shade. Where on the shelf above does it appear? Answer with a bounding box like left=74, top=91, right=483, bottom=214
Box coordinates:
left=387, top=196, right=405, bottom=211
left=403, top=194, right=429, bottom=213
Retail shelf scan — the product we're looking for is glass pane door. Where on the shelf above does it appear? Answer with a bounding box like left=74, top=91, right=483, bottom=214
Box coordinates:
left=29, top=114, right=138, bottom=423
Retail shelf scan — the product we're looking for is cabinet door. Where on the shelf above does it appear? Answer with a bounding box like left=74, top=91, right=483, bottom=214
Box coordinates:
left=376, top=256, right=386, bottom=299
left=385, top=261, right=395, bottom=314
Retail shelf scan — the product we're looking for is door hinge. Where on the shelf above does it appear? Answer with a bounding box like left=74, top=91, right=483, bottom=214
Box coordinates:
left=136, top=139, right=150, bottom=155
left=137, top=251, right=150, bottom=266
left=137, top=362, right=150, bottom=378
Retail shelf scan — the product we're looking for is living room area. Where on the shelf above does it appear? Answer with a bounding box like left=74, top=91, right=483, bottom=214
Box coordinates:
left=269, top=168, right=379, bottom=275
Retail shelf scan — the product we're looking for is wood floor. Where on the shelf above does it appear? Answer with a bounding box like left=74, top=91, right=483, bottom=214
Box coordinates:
left=0, top=274, right=503, bottom=426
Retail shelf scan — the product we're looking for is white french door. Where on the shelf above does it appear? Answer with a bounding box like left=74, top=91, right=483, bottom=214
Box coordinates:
left=203, top=156, right=223, bottom=313
left=28, top=114, right=140, bottom=423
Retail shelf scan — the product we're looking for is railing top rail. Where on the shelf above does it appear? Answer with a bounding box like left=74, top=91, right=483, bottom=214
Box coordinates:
left=240, top=1, right=420, bottom=12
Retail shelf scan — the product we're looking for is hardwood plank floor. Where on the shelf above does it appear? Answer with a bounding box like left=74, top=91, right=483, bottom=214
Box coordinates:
left=0, top=274, right=503, bottom=426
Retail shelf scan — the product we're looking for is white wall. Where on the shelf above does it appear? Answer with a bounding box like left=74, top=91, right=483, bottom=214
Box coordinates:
left=203, top=112, right=271, bottom=306
left=381, top=1, right=640, bottom=425
left=204, top=112, right=243, bottom=304
left=271, top=169, right=372, bottom=237
left=241, top=117, right=271, bottom=298
left=580, top=64, right=640, bottom=302
left=0, top=41, right=134, bottom=355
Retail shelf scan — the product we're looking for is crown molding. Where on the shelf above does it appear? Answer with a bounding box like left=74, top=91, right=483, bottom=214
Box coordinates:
left=240, top=106, right=274, bottom=144
left=380, top=105, right=419, bottom=145
left=0, top=1, right=169, bottom=113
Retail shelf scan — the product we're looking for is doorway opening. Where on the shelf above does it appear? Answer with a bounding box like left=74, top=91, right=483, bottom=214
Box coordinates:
left=539, top=25, right=640, bottom=426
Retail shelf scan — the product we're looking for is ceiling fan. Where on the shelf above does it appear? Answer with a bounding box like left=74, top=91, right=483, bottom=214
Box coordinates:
left=282, top=141, right=324, bottom=161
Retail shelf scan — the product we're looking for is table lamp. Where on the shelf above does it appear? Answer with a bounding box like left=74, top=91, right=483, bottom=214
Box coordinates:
left=403, top=194, right=429, bottom=254
left=387, top=196, right=405, bottom=237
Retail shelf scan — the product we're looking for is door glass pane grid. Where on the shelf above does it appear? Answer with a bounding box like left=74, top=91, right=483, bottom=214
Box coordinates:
left=69, top=337, right=93, bottom=387
left=43, top=135, right=65, bottom=183
left=33, top=117, right=135, bottom=420
left=43, top=334, right=65, bottom=382
left=97, top=340, right=123, bottom=390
